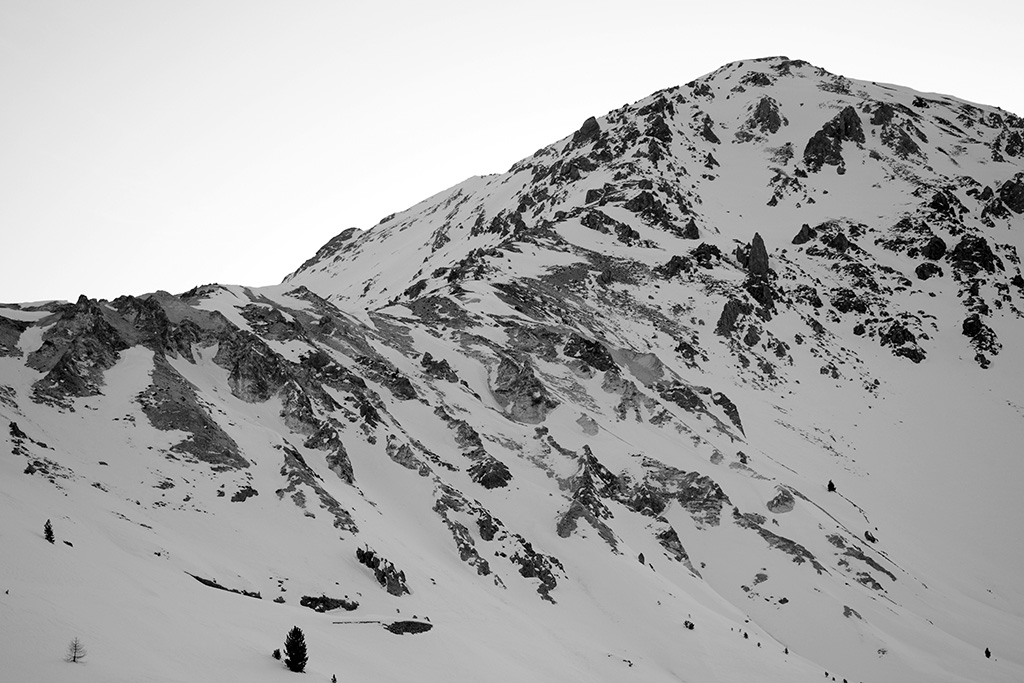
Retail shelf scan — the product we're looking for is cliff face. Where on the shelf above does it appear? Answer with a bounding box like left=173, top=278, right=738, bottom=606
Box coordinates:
left=2, top=57, right=1023, bottom=683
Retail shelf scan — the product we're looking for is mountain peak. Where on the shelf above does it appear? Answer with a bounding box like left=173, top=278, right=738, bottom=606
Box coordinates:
left=4, top=59, right=1024, bottom=683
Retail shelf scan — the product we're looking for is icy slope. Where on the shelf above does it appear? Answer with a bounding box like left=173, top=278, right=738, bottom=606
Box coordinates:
left=2, top=57, right=1023, bottom=683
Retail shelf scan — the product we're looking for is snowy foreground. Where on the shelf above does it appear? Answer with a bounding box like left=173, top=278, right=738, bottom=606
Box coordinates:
left=2, top=57, right=1024, bottom=682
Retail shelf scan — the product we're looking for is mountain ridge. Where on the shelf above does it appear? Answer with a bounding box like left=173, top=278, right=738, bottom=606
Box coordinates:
left=2, top=56, right=1023, bottom=683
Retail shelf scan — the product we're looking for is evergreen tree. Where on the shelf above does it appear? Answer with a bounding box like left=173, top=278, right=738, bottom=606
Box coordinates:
left=827, top=480, right=836, bottom=493
left=65, top=637, right=86, bottom=663
left=44, top=519, right=54, bottom=544
left=283, top=626, right=308, bottom=673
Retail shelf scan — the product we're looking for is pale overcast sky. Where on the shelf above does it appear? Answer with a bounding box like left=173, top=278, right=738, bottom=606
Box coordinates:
left=2, top=0, right=1021, bottom=303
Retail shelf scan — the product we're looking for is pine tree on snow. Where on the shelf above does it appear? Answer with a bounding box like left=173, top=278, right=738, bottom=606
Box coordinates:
left=65, top=637, right=86, bottom=663
left=283, top=626, right=308, bottom=673
left=44, top=519, right=54, bottom=544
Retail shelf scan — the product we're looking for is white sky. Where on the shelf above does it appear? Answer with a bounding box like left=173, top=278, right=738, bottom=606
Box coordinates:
left=2, top=0, right=1021, bottom=304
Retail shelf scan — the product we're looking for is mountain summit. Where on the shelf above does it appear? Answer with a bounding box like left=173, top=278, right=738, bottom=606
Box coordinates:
left=3, top=57, right=1023, bottom=683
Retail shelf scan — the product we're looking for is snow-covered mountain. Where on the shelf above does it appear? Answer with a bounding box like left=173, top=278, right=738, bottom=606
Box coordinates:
left=3, top=56, right=1024, bottom=683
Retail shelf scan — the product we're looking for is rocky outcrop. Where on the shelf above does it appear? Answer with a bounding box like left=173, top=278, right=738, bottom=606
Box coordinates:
left=571, top=116, right=601, bottom=147
left=557, top=448, right=620, bottom=550
left=276, top=445, right=357, bottom=532
left=0, top=314, right=29, bottom=357
left=299, top=594, right=358, bottom=612
left=733, top=508, right=825, bottom=573
left=137, top=356, right=248, bottom=470
left=950, top=235, right=1000, bottom=275
left=920, top=235, right=947, bottom=260
left=491, top=356, right=558, bottom=423
left=420, top=352, right=459, bottom=382
left=766, top=487, right=795, bottom=514
left=803, top=106, right=864, bottom=171
left=740, top=232, right=774, bottom=312
left=27, top=296, right=130, bottom=407
left=792, top=223, right=817, bottom=245
left=747, top=96, right=787, bottom=134
left=355, top=546, right=409, bottom=596
left=304, top=421, right=355, bottom=484
left=715, top=299, right=753, bottom=336
left=562, top=333, right=617, bottom=372
left=999, top=173, right=1024, bottom=213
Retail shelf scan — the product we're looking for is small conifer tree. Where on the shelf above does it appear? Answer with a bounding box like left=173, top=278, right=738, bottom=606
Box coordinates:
left=65, top=637, right=86, bottom=663
left=44, top=519, right=54, bottom=544
left=283, top=626, right=307, bottom=673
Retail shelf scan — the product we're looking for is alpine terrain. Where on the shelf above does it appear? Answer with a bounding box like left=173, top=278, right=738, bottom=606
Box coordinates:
left=3, top=56, right=1024, bottom=683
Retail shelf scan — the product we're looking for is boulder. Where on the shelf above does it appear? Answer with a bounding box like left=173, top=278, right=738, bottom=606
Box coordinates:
left=766, top=488, right=795, bottom=514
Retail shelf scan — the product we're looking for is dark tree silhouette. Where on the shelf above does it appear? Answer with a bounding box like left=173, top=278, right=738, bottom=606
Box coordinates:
left=283, top=626, right=308, bottom=673
left=65, top=637, right=86, bottom=663
left=827, top=480, right=836, bottom=493
left=44, top=519, right=54, bottom=544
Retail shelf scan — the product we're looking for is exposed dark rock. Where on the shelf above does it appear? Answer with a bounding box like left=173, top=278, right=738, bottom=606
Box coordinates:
left=915, top=263, right=943, bottom=280
left=636, top=458, right=729, bottom=528
left=572, top=116, right=601, bottom=146
left=213, top=331, right=290, bottom=403
left=385, top=437, right=432, bottom=477
left=299, top=595, right=358, bottom=612
left=491, top=356, right=559, bottom=424
left=921, top=235, right=947, bottom=260
left=748, top=96, right=786, bottom=134
left=998, top=173, right=1024, bottom=213
left=699, top=115, right=720, bottom=144
left=803, top=106, right=865, bottom=171
left=277, top=445, right=357, bottom=531
left=830, top=288, right=869, bottom=314
left=653, top=522, right=700, bottom=576
left=879, top=321, right=925, bottom=363
left=879, top=321, right=915, bottom=348
left=828, top=232, right=851, bottom=252
left=646, top=116, right=673, bottom=143
left=711, top=392, right=744, bottom=434
left=680, top=217, right=700, bottom=239
left=715, top=299, right=753, bottom=336
left=355, top=546, right=409, bottom=596
left=766, top=487, right=795, bottom=514
left=468, top=455, right=513, bottom=489
left=357, top=355, right=418, bottom=400
left=384, top=620, right=433, bottom=635
left=509, top=537, right=561, bottom=602
left=732, top=508, right=826, bottom=573
left=745, top=233, right=770, bottom=277
left=691, top=243, right=723, bottom=268
left=239, top=304, right=305, bottom=341
left=420, top=352, right=458, bottom=382
left=654, top=255, right=692, bottom=279
left=186, top=573, right=261, bottom=600
left=962, top=313, right=999, bottom=361
left=658, top=383, right=705, bottom=411
left=870, top=102, right=895, bottom=126
left=793, top=284, right=823, bottom=308
left=137, top=356, right=248, bottom=470
left=950, top=235, right=1000, bottom=275
left=230, top=486, right=258, bottom=502
left=0, top=314, right=29, bottom=357
left=304, top=421, right=355, bottom=484
left=27, top=296, right=131, bottom=406
left=563, top=334, right=617, bottom=372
